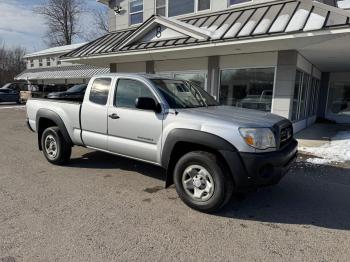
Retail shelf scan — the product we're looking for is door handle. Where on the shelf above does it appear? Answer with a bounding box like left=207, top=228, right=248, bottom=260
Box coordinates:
left=108, top=113, right=120, bottom=119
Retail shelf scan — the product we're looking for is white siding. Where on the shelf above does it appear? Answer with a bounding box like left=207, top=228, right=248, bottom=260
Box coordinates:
left=219, top=51, right=278, bottom=69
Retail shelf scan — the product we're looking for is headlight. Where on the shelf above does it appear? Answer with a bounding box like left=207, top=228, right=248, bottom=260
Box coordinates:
left=239, top=128, right=276, bottom=150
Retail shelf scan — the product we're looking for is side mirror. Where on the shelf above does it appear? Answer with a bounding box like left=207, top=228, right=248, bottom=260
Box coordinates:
left=135, top=97, right=161, bottom=113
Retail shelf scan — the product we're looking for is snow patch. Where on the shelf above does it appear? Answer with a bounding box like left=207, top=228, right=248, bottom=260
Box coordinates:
left=299, top=131, right=350, bottom=164
left=305, top=158, right=332, bottom=165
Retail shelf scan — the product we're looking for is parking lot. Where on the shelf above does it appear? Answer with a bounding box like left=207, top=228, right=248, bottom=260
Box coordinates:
left=1, top=104, right=350, bottom=262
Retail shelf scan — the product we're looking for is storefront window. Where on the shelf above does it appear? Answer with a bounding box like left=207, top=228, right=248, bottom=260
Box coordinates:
left=299, top=74, right=310, bottom=119
left=219, top=68, right=275, bottom=112
left=291, top=71, right=302, bottom=121
left=327, top=82, right=350, bottom=116
left=291, top=70, right=312, bottom=121
left=307, top=78, right=320, bottom=117
left=156, top=72, right=207, bottom=90
left=174, top=72, right=206, bottom=90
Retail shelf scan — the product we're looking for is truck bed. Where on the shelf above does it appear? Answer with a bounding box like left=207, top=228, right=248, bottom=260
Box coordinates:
left=26, top=98, right=84, bottom=145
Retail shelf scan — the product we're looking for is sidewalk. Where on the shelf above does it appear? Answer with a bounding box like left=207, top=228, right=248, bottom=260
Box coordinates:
left=295, top=123, right=350, bottom=165
left=295, top=123, right=350, bottom=147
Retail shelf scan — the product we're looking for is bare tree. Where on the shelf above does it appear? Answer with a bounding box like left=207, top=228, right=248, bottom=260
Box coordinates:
left=83, top=6, right=110, bottom=41
left=34, top=0, right=85, bottom=47
left=0, top=41, right=26, bottom=86
left=93, top=7, right=110, bottom=35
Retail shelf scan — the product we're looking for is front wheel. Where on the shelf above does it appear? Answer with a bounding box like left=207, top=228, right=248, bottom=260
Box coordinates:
left=173, top=151, right=233, bottom=213
left=41, top=127, right=71, bottom=165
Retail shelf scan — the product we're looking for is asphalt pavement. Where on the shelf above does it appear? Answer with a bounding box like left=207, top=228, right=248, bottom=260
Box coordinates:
left=0, top=104, right=350, bottom=262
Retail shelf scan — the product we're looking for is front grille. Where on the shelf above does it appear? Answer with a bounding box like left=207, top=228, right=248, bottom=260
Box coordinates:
left=279, top=124, right=293, bottom=148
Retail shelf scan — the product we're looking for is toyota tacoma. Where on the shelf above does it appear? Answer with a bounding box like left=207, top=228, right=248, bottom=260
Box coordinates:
left=26, top=74, right=297, bottom=212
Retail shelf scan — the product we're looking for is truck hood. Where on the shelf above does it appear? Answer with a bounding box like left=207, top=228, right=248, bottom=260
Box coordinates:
left=176, top=106, right=286, bottom=127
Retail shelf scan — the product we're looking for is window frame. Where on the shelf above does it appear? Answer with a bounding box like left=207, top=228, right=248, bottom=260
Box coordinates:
left=129, top=0, right=144, bottom=26
left=114, top=77, right=161, bottom=111
left=218, top=66, right=277, bottom=112
left=39, top=58, right=43, bottom=67
left=89, top=77, right=112, bottom=106
left=46, top=57, right=51, bottom=67
left=155, top=0, right=211, bottom=17
left=291, top=69, right=314, bottom=122
left=228, top=0, right=253, bottom=8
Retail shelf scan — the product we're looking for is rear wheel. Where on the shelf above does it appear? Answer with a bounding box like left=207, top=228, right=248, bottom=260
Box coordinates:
left=41, top=127, right=71, bottom=165
left=173, top=151, right=233, bottom=213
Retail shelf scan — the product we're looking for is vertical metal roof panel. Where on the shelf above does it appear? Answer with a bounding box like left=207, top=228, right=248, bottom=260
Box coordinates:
left=208, top=13, right=231, bottom=31
left=285, top=3, right=313, bottom=32
left=252, top=4, right=283, bottom=35
left=223, top=9, right=255, bottom=38
left=303, top=6, right=328, bottom=31
left=269, top=1, right=299, bottom=33
left=193, top=17, right=209, bottom=27
left=238, top=6, right=269, bottom=37
left=326, top=11, right=348, bottom=26
left=201, top=15, right=219, bottom=28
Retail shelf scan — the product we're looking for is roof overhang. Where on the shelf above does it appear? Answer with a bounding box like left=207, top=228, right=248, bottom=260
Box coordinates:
left=15, top=65, right=109, bottom=80
left=61, top=0, right=350, bottom=71
left=62, top=27, right=350, bottom=66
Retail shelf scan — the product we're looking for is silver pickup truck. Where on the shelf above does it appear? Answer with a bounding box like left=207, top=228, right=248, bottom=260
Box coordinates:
left=26, top=74, right=297, bottom=212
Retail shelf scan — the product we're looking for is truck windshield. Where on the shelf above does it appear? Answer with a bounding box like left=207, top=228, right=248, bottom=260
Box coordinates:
left=151, top=79, right=219, bottom=109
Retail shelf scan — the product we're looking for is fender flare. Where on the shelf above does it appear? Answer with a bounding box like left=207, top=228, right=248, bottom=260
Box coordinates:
left=161, top=128, right=241, bottom=187
left=36, top=109, right=73, bottom=150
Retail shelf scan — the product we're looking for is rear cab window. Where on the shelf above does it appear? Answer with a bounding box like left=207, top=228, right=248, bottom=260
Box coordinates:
left=89, top=78, right=112, bottom=105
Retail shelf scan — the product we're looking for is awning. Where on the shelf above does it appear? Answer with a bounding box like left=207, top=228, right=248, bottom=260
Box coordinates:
left=61, top=0, right=350, bottom=60
left=15, top=64, right=109, bottom=81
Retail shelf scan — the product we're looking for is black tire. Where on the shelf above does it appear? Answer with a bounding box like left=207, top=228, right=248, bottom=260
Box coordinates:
left=173, top=151, right=234, bottom=213
left=41, top=127, right=71, bottom=165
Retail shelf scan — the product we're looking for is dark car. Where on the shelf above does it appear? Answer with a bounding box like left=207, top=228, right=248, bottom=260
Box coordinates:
left=47, top=84, right=87, bottom=101
left=0, top=88, right=20, bottom=104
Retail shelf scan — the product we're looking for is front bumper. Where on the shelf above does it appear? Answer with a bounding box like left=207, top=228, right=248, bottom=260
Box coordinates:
left=220, top=139, right=298, bottom=191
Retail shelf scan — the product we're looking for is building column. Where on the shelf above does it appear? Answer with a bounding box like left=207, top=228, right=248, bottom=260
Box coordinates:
left=146, top=61, right=155, bottom=74
left=318, top=72, right=330, bottom=118
left=207, top=56, right=220, bottom=99
left=110, top=63, right=117, bottom=73
left=271, top=50, right=298, bottom=119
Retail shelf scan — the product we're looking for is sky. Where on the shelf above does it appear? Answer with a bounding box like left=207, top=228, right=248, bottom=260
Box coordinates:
left=0, top=0, right=103, bottom=53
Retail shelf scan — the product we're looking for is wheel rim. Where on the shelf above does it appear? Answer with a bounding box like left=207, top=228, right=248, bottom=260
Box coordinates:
left=182, top=165, right=215, bottom=202
left=45, top=134, right=58, bottom=159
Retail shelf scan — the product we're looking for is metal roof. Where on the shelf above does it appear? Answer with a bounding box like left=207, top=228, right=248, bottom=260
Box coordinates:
left=15, top=65, right=109, bottom=80
left=63, top=30, right=135, bottom=58
left=61, top=0, right=350, bottom=59
left=24, top=43, right=87, bottom=59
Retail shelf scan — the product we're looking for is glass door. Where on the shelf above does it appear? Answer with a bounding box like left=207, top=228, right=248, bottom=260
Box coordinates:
left=326, top=82, right=350, bottom=123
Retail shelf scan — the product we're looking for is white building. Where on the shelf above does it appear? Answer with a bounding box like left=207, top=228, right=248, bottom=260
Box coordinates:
left=16, top=43, right=109, bottom=86
left=58, top=0, right=350, bottom=130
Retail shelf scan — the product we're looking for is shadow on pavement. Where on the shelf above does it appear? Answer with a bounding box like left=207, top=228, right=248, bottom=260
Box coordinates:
left=69, top=150, right=165, bottom=181
left=70, top=150, right=350, bottom=231
left=218, top=161, right=350, bottom=231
